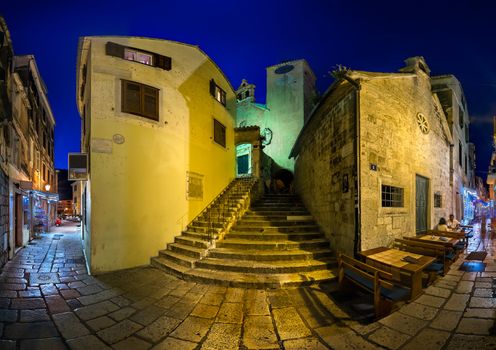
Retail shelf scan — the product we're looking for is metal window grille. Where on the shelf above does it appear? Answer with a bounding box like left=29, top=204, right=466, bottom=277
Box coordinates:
left=381, top=185, right=404, bottom=207
left=434, top=193, right=442, bottom=208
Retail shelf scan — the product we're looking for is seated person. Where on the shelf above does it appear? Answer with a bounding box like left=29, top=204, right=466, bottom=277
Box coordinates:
left=436, top=217, right=449, bottom=231
left=447, top=214, right=460, bottom=230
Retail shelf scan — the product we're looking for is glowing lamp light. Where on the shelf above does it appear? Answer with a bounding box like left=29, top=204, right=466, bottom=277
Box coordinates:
left=45, top=184, right=51, bottom=192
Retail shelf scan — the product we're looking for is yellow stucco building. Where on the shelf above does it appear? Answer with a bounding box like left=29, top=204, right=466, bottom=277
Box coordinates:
left=76, top=37, right=236, bottom=274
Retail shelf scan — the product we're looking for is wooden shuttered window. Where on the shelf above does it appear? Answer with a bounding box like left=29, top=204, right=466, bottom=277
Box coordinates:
left=154, top=54, right=171, bottom=71
left=105, top=41, right=172, bottom=71
left=209, top=79, right=216, bottom=97
left=121, top=80, right=159, bottom=121
left=209, top=79, right=227, bottom=106
left=106, top=42, right=125, bottom=58
left=213, top=118, right=226, bottom=148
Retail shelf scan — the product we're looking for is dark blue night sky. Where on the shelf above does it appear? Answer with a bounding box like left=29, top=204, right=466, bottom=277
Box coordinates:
left=1, top=1, right=495, bottom=178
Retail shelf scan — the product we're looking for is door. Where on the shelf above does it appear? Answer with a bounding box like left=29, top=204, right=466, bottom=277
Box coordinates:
left=235, top=143, right=252, bottom=176
left=415, top=175, right=429, bottom=233
left=15, top=194, right=23, bottom=247
left=237, top=155, right=249, bottom=175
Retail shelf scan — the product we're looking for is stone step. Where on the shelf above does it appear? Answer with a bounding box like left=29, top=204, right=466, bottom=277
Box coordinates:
left=245, top=210, right=310, bottom=216
left=217, top=238, right=330, bottom=251
left=190, top=221, right=225, bottom=228
left=175, top=236, right=211, bottom=249
left=168, top=243, right=206, bottom=258
left=261, top=194, right=299, bottom=198
left=214, top=199, right=244, bottom=205
left=209, top=247, right=335, bottom=261
left=151, top=256, right=189, bottom=279
left=202, top=208, right=238, bottom=215
left=226, top=231, right=324, bottom=241
left=251, top=204, right=306, bottom=209
left=234, top=219, right=316, bottom=227
left=182, top=231, right=218, bottom=240
left=255, top=199, right=303, bottom=204
left=195, top=257, right=335, bottom=274
left=231, top=225, right=320, bottom=233
left=158, top=250, right=197, bottom=268
left=186, top=225, right=222, bottom=234
left=180, top=267, right=338, bottom=288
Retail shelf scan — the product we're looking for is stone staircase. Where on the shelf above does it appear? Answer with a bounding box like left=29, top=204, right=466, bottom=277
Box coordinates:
left=151, top=177, right=258, bottom=277
left=152, top=190, right=337, bottom=288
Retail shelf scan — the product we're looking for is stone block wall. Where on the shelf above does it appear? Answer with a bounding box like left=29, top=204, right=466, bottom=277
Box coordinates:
left=359, top=72, right=452, bottom=250
left=0, top=168, right=9, bottom=268
left=294, top=83, right=357, bottom=255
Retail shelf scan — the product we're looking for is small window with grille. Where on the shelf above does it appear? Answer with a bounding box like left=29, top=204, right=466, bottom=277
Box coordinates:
left=434, top=193, right=442, bottom=208
left=381, top=185, right=404, bottom=207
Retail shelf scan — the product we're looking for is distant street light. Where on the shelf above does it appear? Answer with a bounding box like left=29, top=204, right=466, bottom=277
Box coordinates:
left=45, top=184, right=51, bottom=192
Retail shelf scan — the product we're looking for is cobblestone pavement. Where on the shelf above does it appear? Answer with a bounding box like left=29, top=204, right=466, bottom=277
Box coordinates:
left=0, top=222, right=495, bottom=349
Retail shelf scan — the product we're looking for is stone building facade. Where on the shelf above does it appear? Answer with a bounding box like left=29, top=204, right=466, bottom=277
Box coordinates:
left=486, top=117, right=496, bottom=203
left=76, top=36, right=236, bottom=273
left=432, top=75, right=475, bottom=220
left=0, top=17, right=13, bottom=267
left=11, top=56, right=58, bottom=249
left=291, top=57, right=457, bottom=255
left=236, top=59, right=317, bottom=177
left=0, top=17, right=58, bottom=268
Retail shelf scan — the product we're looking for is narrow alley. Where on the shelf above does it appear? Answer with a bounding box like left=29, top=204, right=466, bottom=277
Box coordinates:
left=0, top=221, right=495, bottom=349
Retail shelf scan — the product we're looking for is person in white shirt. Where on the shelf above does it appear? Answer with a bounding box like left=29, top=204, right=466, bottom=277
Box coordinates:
left=447, top=214, right=460, bottom=230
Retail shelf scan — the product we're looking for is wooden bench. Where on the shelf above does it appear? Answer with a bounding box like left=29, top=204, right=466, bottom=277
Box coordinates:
left=394, top=238, right=449, bottom=277
left=338, top=254, right=410, bottom=318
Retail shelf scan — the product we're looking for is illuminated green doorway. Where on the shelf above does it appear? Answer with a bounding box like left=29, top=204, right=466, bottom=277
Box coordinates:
left=236, top=144, right=252, bottom=176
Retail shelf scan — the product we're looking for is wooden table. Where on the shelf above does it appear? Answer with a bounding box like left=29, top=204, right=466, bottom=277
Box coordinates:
left=413, top=235, right=460, bottom=248
left=360, top=247, right=436, bottom=300
left=424, top=229, right=468, bottom=246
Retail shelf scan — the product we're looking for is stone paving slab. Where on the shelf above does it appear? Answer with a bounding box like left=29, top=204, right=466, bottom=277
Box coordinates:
left=430, top=310, right=463, bottom=331
left=96, top=319, right=143, bottom=344
left=272, top=306, right=311, bottom=340
left=243, top=315, right=278, bottom=349
left=200, top=322, right=241, bottom=350
left=169, top=316, right=213, bottom=343
left=19, top=337, right=67, bottom=350
left=401, top=328, right=451, bottom=350
left=29, top=272, right=60, bottom=285
left=152, top=336, right=197, bottom=350
left=368, top=326, right=410, bottom=349
left=136, top=315, right=182, bottom=343
left=1, top=226, right=496, bottom=349
left=3, top=321, right=59, bottom=339
left=52, top=312, right=90, bottom=340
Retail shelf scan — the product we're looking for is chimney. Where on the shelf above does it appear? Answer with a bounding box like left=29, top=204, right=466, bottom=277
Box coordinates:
left=399, top=56, right=431, bottom=76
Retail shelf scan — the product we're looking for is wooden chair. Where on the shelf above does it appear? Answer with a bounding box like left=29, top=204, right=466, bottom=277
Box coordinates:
left=338, top=254, right=410, bottom=319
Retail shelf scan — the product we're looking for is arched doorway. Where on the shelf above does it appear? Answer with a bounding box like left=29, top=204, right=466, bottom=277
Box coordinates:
left=234, top=126, right=262, bottom=178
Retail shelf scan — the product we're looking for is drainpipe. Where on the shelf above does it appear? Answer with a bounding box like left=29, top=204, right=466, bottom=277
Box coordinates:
left=343, top=75, right=362, bottom=258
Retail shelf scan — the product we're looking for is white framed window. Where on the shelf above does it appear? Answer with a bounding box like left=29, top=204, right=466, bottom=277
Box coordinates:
left=124, top=48, right=153, bottom=66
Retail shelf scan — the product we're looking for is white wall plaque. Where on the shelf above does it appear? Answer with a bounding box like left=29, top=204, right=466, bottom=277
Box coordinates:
left=91, top=138, right=113, bottom=153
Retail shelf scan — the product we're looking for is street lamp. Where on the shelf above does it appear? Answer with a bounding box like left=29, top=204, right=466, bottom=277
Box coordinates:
left=45, top=184, right=51, bottom=192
